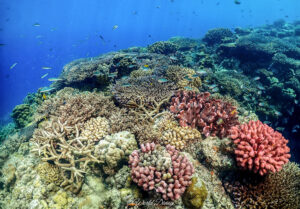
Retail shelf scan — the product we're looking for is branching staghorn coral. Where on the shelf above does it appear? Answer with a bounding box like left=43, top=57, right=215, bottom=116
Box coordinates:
left=36, top=88, right=117, bottom=132
left=31, top=119, right=100, bottom=193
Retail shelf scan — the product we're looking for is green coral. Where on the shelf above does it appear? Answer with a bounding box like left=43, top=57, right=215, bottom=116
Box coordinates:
left=11, top=104, right=34, bottom=129
left=183, top=177, right=208, bottom=209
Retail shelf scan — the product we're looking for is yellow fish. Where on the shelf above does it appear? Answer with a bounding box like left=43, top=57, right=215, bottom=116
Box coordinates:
left=112, top=25, right=118, bottom=30
left=144, top=64, right=149, bottom=68
left=42, top=93, right=47, bottom=100
left=230, top=109, right=237, bottom=115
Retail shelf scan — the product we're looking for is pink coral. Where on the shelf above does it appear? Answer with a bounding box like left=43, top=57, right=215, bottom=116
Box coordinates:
left=129, top=143, right=194, bottom=201
left=170, top=91, right=239, bottom=138
left=229, top=120, right=291, bottom=175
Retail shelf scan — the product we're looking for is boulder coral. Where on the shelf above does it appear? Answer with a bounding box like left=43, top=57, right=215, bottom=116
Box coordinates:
left=94, top=131, right=138, bottom=175
left=229, top=120, right=291, bottom=175
left=129, top=143, right=194, bottom=201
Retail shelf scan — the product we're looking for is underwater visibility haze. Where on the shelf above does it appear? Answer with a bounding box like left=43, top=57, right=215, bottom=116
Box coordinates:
left=0, top=0, right=300, bottom=208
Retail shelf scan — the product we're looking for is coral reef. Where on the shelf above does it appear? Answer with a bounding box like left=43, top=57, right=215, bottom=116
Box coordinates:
left=94, top=131, right=138, bottom=175
left=157, top=117, right=202, bottom=150
left=36, top=162, right=63, bottom=186
left=223, top=162, right=300, bottom=209
left=165, top=65, right=202, bottom=91
left=170, top=91, right=239, bottom=138
left=148, top=41, right=178, bottom=54
left=182, top=177, right=208, bottom=209
left=203, top=28, right=235, bottom=46
left=31, top=119, right=100, bottom=193
left=129, top=143, right=194, bottom=201
left=80, top=117, right=110, bottom=142
left=229, top=120, right=291, bottom=175
left=11, top=104, right=33, bottom=129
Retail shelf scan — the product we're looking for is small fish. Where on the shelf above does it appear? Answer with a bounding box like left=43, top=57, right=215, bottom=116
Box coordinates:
left=112, top=25, right=118, bottom=30
left=258, top=102, right=265, bottom=107
left=42, top=93, right=47, bottom=100
left=276, top=127, right=285, bottom=132
left=184, top=76, right=192, bottom=81
left=41, top=73, right=48, bottom=79
left=0, top=43, right=6, bottom=46
left=208, top=84, right=217, bottom=89
left=253, top=76, right=260, bottom=81
left=33, top=23, right=40, bottom=27
left=36, top=35, right=42, bottom=39
left=158, top=78, right=168, bottom=83
left=128, top=64, right=136, bottom=68
left=93, top=72, right=103, bottom=76
left=122, top=83, right=132, bottom=87
left=184, top=86, right=193, bottom=91
left=40, top=87, right=55, bottom=93
left=99, top=35, right=105, bottom=42
left=170, top=56, right=178, bottom=61
left=192, top=74, right=199, bottom=78
left=257, top=90, right=262, bottom=95
left=216, top=118, right=224, bottom=125
left=264, top=121, right=271, bottom=125
left=127, top=203, right=137, bottom=207
left=292, top=125, right=300, bottom=133
left=42, top=66, right=52, bottom=70
left=48, top=78, right=63, bottom=82
left=287, top=107, right=294, bottom=116
left=195, top=69, right=207, bottom=76
left=274, top=111, right=282, bottom=116
left=121, top=76, right=129, bottom=80
left=295, top=100, right=298, bottom=104
left=211, top=87, right=219, bottom=92
left=10, top=62, right=18, bottom=70
left=257, top=84, right=265, bottom=90
left=234, top=0, right=241, bottom=4
left=144, top=64, right=149, bottom=68
left=108, top=73, right=117, bottom=78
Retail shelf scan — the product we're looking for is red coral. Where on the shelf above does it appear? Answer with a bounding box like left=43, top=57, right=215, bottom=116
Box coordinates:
left=229, top=120, right=291, bottom=175
left=129, top=143, right=194, bottom=201
left=170, top=91, right=239, bottom=138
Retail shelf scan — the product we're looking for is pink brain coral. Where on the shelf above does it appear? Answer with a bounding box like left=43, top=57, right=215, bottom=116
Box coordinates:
left=229, top=120, right=291, bottom=175
left=129, top=143, right=194, bottom=201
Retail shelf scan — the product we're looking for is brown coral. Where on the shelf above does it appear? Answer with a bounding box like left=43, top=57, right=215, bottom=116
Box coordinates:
left=223, top=162, right=300, bottom=209
left=80, top=117, right=110, bottom=142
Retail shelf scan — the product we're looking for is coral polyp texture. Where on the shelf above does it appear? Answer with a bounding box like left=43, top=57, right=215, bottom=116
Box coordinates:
left=229, top=120, right=291, bottom=175
left=170, top=90, right=239, bottom=138
left=129, top=143, right=194, bottom=201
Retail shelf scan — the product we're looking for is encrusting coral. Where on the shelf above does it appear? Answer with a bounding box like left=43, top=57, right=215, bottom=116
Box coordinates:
left=229, top=120, right=291, bottom=175
left=129, top=143, right=194, bottom=201
left=36, top=162, right=63, bottom=186
left=94, top=131, right=138, bottom=175
left=182, top=177, right=208, bottom=209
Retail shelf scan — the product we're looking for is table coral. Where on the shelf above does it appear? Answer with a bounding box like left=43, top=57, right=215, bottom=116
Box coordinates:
left=170, top=91, right=239, bottom=138
left=94, top=131, right=138, bottom=175
left=80, top=117, right=110, bottom=142
left=229, top=120, right=291, bottom=175
left=129, top=143, right=194, bottom=201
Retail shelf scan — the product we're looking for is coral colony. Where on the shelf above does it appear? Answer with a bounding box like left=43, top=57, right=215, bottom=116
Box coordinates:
left=1, top=20, right=300, bottom=208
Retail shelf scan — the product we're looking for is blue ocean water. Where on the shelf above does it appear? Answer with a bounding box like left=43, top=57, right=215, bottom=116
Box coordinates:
left=0, top=0, right=299, bottom=121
